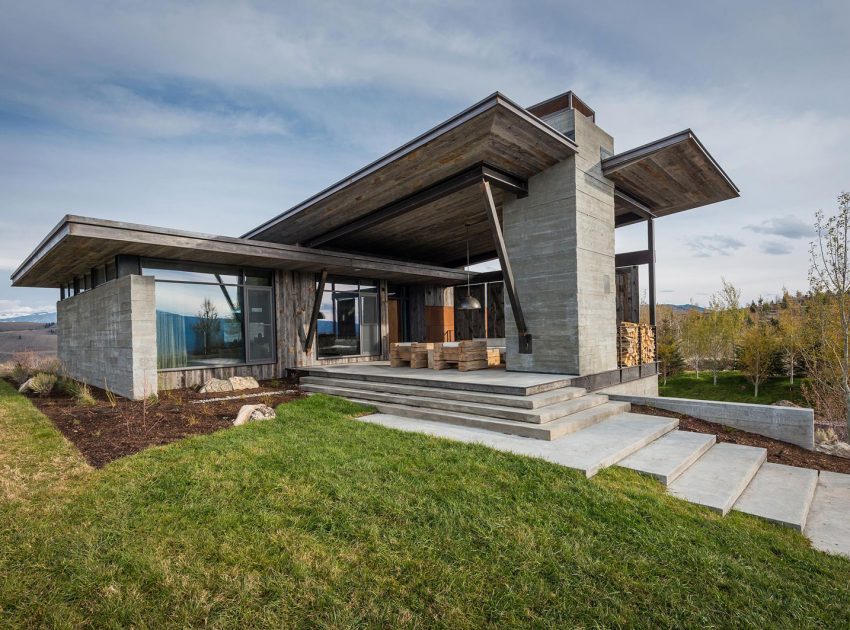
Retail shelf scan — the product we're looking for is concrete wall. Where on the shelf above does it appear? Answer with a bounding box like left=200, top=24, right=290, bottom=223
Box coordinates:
left=58, top=275, right=157, bottom=400
left=503, top=109, right=617, bottom=375
left=607, top=394, right=815, bottom=450
left=600, top=374, right=659, bottom=397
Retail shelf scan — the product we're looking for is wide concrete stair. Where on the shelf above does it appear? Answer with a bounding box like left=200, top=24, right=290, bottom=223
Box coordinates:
left=301, top=375, right=629, bottom=441
left=304, top=369, right=850, bottom=557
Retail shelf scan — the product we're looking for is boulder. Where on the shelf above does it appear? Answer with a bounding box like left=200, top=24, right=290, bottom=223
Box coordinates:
left=816, top=441, right=850, bottom=459
left=233, top=404, right=276, bottom=426
left=228, top=376, right=260, bottom=391
left=17, top=377, right=34, bottom=393
left=198, top=378, right=234, bottom=394
left=772, top=399, right=801, bottom=408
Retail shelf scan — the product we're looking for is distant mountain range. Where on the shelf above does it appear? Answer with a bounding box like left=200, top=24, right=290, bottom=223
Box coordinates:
left=0, top=311, right=57, bottom=323
left=662, top=304, right=705, bottom=313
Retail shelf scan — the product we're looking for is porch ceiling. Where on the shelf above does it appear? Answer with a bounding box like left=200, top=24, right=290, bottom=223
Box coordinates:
left=604, top=130, right=739, bottom=221
left=243, top=92, right=577, bottom=257
left=11, top=216, right=472, bottom=288
left=323, top=184, right=504, bottom=267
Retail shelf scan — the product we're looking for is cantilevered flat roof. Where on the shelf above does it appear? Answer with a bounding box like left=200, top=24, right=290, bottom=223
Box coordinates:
left=11, top=216, right=471, bottom=288
left=243, top=92, right=577, bottom=255
left=603, top=129, right=739, bottom=225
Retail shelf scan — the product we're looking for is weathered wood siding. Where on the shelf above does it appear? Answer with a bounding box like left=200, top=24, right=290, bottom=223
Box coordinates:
left=276, top=270, right=390, bottom=371
left=616, top=266, right=640, bottom=324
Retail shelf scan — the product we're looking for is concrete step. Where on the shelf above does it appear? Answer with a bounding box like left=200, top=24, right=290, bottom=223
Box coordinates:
left=617, top=430, right=716, bottom=485
left=300, top=376, right=587, bottom=409
left=300, top=366, right=573, bottom=396
left=302, top=381, right=607, bottom=424
left=356, top=411, right=677, bottom=478
left=542, top=412, right=679, bottom=477
left=335, top=397, right=631, bottom=441
left=804, top=471, right=850, bottom=558
left=667, top=443, right=767, bottom=515
left=733, top=463, right=819, bottom=531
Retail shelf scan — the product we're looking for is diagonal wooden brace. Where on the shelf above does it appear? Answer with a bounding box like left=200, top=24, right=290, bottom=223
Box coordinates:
left=303, top=269, right=327, bottom=353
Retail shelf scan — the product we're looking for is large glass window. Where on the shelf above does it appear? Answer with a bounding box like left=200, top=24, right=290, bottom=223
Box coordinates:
left=317, top=277, right=381, bottom=358
left=142, top=260, right=275, bottom=369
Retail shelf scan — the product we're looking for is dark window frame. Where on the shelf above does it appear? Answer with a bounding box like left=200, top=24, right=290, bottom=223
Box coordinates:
left=141, top=258, right=277, bottom=371
left=316, top=275, right=382, bottom=360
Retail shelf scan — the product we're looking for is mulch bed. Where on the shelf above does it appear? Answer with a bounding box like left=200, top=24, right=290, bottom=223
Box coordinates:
left=631, top=404, right=850, bottom=475
left=5, top=377, right=303, bottom=467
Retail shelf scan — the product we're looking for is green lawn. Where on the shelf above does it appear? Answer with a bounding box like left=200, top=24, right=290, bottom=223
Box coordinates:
left=660, top=370, right=807, bottom=405
left=1, top=380, right=848, bottom=627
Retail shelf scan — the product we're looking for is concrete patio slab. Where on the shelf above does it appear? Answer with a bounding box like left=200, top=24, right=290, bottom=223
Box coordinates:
left=805, top=471, right=850, bottom=558
left=299, top=363, right=575, bottom=396
left=734, top=463, right=819, bottom=531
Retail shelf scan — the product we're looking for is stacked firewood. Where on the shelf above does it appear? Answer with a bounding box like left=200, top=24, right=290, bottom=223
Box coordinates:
left=618, top=322, right=656, bottom=367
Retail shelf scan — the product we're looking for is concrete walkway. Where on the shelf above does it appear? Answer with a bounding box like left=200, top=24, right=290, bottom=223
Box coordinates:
left=358, top=412, right=850, bottom=559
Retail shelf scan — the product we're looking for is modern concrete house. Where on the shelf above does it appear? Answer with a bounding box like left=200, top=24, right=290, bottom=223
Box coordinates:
left=12, top=90, right=739, bottom=401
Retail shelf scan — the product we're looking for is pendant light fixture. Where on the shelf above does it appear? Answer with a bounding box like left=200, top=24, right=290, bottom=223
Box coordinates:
left=457, top=222, right=482, bottom=310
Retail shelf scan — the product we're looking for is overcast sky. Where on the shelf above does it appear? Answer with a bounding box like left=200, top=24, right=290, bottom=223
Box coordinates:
left=1, top=0, right=848, bottom=317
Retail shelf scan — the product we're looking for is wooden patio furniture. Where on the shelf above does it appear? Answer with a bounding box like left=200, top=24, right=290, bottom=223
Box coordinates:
left=390, top=342, right=433, bottom=368
left=428, top=340, right=489, bottom=371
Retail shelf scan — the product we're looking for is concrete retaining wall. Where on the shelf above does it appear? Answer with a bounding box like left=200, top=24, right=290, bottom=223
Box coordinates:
left=606, top=394, right=814, bottom=450
left=58, top=275, right=157, bottom=400
left=600, top=374, right=659, bottom=397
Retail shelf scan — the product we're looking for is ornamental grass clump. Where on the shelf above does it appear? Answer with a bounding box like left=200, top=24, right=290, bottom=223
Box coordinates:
left=29, top=372, right=57, bottom=397
left=64, top=379, right=96, bottom=406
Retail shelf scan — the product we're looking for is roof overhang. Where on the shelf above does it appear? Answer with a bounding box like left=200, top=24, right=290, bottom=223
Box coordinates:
left=603, top=129, right=739, bottom=226
left=11, top=216, right=472, bottom=288
left=243, top=92, right=577, bottom=249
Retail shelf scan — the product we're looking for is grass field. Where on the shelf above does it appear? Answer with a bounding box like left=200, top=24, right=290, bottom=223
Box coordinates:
left=660, top=370, right=807, bottom=405
left=1, top=380, right=848, bottom=627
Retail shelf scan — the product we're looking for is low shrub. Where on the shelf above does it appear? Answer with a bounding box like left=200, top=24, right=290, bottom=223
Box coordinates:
left=64, top=379, right=96, bottom=406
left=29, top=372, right=58, bottom=397
left=10, top=363, right=30, bottom=385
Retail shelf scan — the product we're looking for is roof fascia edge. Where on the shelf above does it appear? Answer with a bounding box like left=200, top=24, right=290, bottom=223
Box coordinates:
left=602, top=129, right=740, bottom=194
left=242, top=92, right=577, bottom=240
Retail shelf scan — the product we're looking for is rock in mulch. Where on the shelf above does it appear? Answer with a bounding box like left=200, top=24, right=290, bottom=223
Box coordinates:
left=198, top=376, right=261, bottom=394
left=233, top=404, right=276, bottom=426
left=816, top=441, right=850, bottom=459
left=17, top=378, right=34, bottom=393
left=772, top=399, right=801, bottom=408
left=228, top=376, right=260, bottom=390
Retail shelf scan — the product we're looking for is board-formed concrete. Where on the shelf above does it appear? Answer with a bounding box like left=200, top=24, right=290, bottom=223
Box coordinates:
left=618, top=430, right=715, bottom=484
left=667, top=443, right=767, bottom=515
left=502, top=108, right=617, bottom=376
left=733, top=463, right=819, bottom=531
left=607, top=394, right=814, bottom=450
left=805, top=471, right=850, bottom=557
left=57, top=274, right=156, bottom=400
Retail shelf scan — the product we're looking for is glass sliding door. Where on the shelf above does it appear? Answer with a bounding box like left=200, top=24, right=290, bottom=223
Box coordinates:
left=317, top=276, right=382, bottom=358
left=245, top=286, right=275, bottom=363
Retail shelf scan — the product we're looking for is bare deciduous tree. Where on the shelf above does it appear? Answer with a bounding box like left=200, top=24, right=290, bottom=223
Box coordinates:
left=809, top=192, right=850, bottom=437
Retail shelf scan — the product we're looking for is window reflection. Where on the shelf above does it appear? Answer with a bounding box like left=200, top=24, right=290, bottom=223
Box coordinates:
left=317, top=277, right=380, bottom=358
